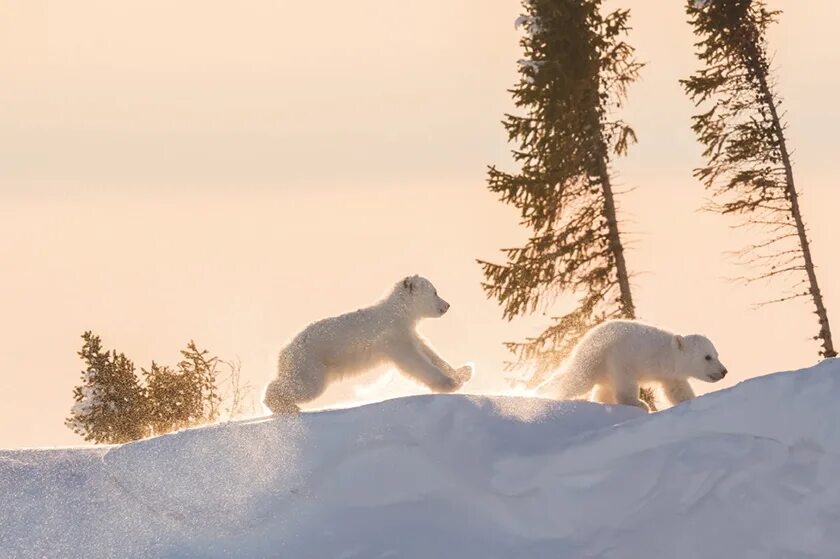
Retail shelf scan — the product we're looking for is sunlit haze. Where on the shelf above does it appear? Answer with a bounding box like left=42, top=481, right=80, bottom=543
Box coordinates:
left=2, top=0, right=839, bottom=447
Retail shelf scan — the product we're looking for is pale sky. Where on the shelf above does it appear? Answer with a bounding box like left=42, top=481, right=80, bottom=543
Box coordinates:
left=1, top=1, right=839, bottom=448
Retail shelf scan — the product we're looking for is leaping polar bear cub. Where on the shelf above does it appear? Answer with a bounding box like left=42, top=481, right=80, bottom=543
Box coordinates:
left=263, top=275, right=473, bottom=413
left=537, top=320, right=728, bottom=410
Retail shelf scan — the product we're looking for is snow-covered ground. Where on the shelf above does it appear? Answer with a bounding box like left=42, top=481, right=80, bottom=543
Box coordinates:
left=3, top=359, right=840, bottom=558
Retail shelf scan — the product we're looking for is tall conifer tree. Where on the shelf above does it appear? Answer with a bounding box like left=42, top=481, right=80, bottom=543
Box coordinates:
left=683, top=0, right=835, bottom=358
left=480, top=0, right=642, bottom=386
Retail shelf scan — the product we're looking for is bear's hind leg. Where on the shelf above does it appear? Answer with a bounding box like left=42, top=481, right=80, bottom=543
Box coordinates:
left=263, top=358, right=329, bottom=414
left=539, top=372, right=594, bottom=400
left=263, top=379, right=301, bottom=414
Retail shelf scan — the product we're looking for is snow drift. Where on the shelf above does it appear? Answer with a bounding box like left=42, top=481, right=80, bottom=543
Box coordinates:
left=3, top=359, right=840, bottom=558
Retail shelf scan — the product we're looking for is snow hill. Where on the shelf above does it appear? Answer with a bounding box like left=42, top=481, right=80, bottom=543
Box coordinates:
left=3, top=359, right=840, bottom=558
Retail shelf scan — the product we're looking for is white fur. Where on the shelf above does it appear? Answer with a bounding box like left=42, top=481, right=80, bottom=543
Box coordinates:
left=263, top=275, right=473, bottom=413
left=537, top=320, right=728, bottom=411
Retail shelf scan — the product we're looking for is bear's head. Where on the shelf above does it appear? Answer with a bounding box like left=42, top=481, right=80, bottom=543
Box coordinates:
left=673, top=334, right=728, bottom=383
left=395, top=275, right=450, bottom=319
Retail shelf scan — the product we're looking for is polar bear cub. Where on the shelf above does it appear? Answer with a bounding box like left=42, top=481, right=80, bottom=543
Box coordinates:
left=537, top=320, right=727, bottom=410
left=263, top=275, right=473, bottom=413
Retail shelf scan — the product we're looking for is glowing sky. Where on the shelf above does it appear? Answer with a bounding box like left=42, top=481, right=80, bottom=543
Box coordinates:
left=2, top=1, right=838, bottom=447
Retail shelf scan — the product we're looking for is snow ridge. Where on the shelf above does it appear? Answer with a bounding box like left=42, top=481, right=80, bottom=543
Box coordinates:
left=3, top=360, right=840, bottom=558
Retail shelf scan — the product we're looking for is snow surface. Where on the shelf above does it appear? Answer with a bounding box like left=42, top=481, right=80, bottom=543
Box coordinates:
left=3, top=359, right=840, bottom=558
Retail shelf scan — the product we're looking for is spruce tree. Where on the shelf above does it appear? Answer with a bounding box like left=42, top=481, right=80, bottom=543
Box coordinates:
left=66, top=332, right=148, bottom=444
left=144, top=342, right=222, bottom=434
left=143, top=361, right=194, bottom=435
left=683, top=0, right=835, bottom=358
left=68, top=334, right=227, bottom=442
left=176, top=341, right=222, bottom=424
left=479, top=0, right=643, bottom=388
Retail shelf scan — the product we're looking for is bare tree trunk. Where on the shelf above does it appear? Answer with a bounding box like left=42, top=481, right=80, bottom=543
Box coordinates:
left=598, top=157, right=636, bottom=320
left=753, top=60, right=836, bottom=358
left=588, top=57, right=634, bottom=322
left=588, top=107, right=636, bottom=320
left=785, top=190, right=836, bottom=358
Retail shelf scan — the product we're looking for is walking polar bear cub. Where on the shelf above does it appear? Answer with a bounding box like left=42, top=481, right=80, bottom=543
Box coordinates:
left=537, top=320, right=728, bottom=410
left=263, top=275, right=473, bottom=413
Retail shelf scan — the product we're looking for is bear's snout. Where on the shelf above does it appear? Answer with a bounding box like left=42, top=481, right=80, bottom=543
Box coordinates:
left=708, top=368, right=727, bottom=382
left=439, top=301, right=451, bottom=314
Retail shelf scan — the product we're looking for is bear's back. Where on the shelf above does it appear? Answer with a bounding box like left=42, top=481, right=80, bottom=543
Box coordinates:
left=581, top=320, right=672, bottom=360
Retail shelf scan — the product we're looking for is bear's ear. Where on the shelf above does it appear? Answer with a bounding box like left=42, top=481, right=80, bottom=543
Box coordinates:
left=402, top=276, right=415, bottom=294
left=673, top=335, right=685, bottom=351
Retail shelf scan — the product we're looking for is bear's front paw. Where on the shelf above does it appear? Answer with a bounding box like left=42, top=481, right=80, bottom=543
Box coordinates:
left=452, top=364, right=473, bottom=385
